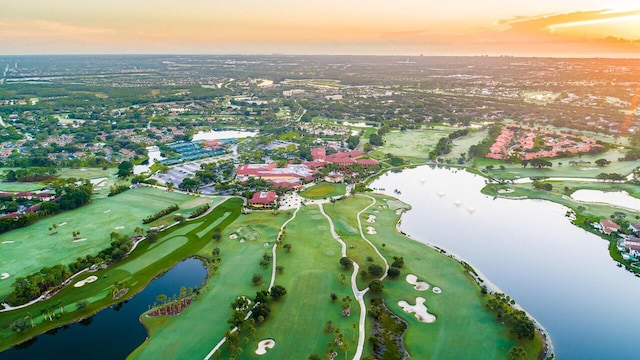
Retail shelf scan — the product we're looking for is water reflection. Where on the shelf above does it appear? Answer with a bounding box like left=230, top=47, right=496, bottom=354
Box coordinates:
left=372, top=166, right=640, bottom=360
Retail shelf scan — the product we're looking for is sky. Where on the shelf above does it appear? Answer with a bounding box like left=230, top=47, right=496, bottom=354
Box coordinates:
left=1, top=1, right=639, bottom=57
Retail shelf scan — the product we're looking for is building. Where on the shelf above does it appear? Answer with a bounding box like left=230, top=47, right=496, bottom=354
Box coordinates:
left=236, top=163, right=316, bottom=188
left=599, top=219, right=620, bottom=235
left=250, top=191, right=278, bottom=208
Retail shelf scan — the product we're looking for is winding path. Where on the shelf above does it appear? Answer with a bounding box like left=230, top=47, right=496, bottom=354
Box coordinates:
left=203, top=206, right=300, bottom=360
left=318, top=203, right=367, bottom=360
left=355, top=195, right=389, bottom=281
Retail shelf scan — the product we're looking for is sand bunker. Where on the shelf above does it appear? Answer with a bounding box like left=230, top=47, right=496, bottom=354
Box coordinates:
left=73, top=238, right=87, bottom=243
left=104, top=209, right=111, bottom=213
left=497, top=188, right=515, bottom=194
left=1, top=241, right=14, bottom=244
left=398, top=297, right=436, bottom=323
left=114, top=226, right=125, bottom=230
left=240, top=239, right=245, bottom=243
left=406, top=274, right=430, bottom=291
left=74, top=275, right=98, bottom=288
left=367, top=215, right=376, bottom=223
left=229, top=233, right=238, bottom=239
left=366, top=226, right=377, bottom=235
left=1, top=273, right=10, bottom=280
left=432, top=287, right=442, bottom=294
left=264, top=242, right=270, bottom=247
left=255, top=339, right=275, bottom=355
left=436, top=192, right=445, bottom=197
left=59, top=222, right=67, bottom=226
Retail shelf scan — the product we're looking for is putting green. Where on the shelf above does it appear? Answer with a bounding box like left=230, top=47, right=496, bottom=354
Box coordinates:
left=300, top=182, right=346, bottom=199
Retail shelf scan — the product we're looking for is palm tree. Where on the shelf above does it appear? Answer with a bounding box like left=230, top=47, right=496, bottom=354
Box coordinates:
left=57, top=301, right=64, bottom=314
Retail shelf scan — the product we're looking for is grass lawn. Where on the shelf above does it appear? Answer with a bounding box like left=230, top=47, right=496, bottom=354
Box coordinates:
left=0, top=198, right=243, bottom=351
left=370, top=127, right=458, bottom=162
left=475, top=149, right=639, bottom=180
left=0, top=187, right=216, bottom=299
left=300, top=182, right=346, bottom=199
left=346, top=194, right=542, bottom=359
left=130, top=210, right=291, bottom=359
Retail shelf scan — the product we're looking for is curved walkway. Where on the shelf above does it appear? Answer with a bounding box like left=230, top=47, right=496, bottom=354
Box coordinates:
left=203, top=206, right=300, bottom=360
left=318, top=203, right=366, bottom=360
left=356, top=195, right=389, bottom=281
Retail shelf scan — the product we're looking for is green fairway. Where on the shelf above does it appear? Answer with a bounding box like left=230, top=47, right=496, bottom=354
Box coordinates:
left=131, top=196, right=542, bottom=359
left=130, top=210, right=291, bottom=359
left=0, top=187, right=216, bottom=299
left=300, top=182, right=346, bottom=199
left=370, top=127, right=458, bottom=162
left=0, top=198, right=243, bottom=351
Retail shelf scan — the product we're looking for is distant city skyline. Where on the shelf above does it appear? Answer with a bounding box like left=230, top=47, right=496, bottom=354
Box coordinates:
left=1, top=1, right=639, bottom=57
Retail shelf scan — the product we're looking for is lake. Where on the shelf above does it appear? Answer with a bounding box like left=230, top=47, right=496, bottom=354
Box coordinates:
left=192, top=130, right=258, bottom=141
left=1, top=257, right=208, bottom=360
left=371, top=166, right=640, bottom=360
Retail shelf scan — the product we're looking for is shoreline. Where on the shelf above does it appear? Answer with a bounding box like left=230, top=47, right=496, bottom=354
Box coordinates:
left=388, top=194, right=555, bottom=360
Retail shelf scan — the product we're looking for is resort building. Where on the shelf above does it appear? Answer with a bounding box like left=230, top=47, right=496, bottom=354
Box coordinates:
left=236, top=163, right=316, bottom=188
left=249, top=191, right=278, bottom=208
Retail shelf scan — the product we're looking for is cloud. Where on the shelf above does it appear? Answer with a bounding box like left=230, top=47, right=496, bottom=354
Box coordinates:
left=499, top=9, right=640, bottom=37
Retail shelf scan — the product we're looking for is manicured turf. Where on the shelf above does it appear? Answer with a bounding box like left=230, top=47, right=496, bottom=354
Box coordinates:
left=0, top=198, right=243, bottom=351
left=354, top=194, right=543, bottom=359
left=370, top=127, right=458, bottom=162
left=476, top=148, right=638, bottom=180
left=299, top=182, right=346, bottom=199
left=0, top=187, right=216, bottom=299
left=130, top=210, right=291, bottom=359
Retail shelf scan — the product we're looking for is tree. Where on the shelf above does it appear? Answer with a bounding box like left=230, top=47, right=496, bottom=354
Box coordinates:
left=276, top=265, right=284, bottom=274
left=283, top=243, right=292, bottom=252
left=339, top=257, right=353, bottom=269
left=368, top=264, right=384, bottom=277
left=251, top=273, right=263, bottom=285
left=117, top=161, right=133, bottom=178
left=368, top=280, right=384, bottom=293
left=270, top=285, right=287, bottom=300
left=595, top=158, right=611, bottom=167
left=508, top=346, right=528, bottom=360
left=387, top=267, right=401, bottom=279
left=330, top=293, right=338, bottom=302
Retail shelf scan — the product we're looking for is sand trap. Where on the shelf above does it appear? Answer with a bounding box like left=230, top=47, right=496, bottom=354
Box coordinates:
left=255, top=339, right=275, bottom=355
left=467, top=207, right=476, bottom=213
left=366, top=226, right=377, bottom=235
left=59, top=222, right=67, bottom=226
left=436, top=192, right=445, bottom=197
left=74, top=275, right=98, bottom=288
left=1, top=241, right=14, bottom=244
left=104, top=209, right=111, bottom=213
left=264, top=242, right=270, bottom=247
left=366, top=215, right=376, bottom=223
left=497, top=188, right=515, bottom=194
left=229, top=234, right=238, bottom=239
left=1, top=273, right=9, bottom=280
left=73, top=238, right=87, bottom=243
left=406, top=274, right=430, bottom=291
left=454, top=201, right=462, bottom=207
left=432, top=287, right=442, bottom=294
left=114, top=226, right=125, bottom=230
left=398, top=297, right=436, bottom=323
left=395, top=209, right=403, bottom=215
left=240, top=239, right=245, bottom=243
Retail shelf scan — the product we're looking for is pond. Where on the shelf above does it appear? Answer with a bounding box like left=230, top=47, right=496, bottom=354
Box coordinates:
left=371, top=166, right=640, bottom=360
left=1, top=257, right=208, bottom=360
left=571, top=189, right=640, bottom=211
left=192, top=130, right=258, bottom=141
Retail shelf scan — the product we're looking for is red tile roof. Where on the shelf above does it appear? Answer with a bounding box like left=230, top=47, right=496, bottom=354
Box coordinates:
left=250, top=191, right=277, bottom=205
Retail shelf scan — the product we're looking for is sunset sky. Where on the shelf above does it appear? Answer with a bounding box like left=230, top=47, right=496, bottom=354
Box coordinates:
left=1, top=1, right=639, bottom=56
